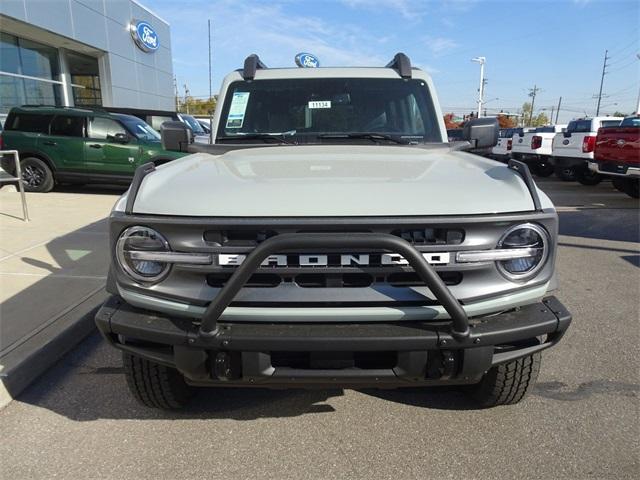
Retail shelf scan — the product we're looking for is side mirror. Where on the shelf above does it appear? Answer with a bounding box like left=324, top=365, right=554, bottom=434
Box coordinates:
left=161, top=121, right=193, bottom=152
left=462, top=117, right=499, bottom=149
left=109, top=132, right=130, bottom=144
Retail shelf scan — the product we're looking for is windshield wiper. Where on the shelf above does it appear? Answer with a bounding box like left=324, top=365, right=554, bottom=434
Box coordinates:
left=316, top=132, right=408, bottom=144
left=217, top=130, right=296, bottom=144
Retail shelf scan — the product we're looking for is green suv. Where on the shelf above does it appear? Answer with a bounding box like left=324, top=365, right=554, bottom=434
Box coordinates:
left=0, top=106, right=186, bottom=192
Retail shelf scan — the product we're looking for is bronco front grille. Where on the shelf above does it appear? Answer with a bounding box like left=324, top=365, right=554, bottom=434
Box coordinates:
left=206, top=271, right=463, bottom=288
left=204, top=226, right=465, bottom=247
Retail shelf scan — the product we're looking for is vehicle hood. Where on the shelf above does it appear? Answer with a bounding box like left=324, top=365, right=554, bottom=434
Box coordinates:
left=130, top=145, right=545, bottom=216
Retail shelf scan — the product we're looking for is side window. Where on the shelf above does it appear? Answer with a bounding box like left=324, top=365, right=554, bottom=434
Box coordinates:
left=7, top=113, right=53, bottom=133
left=88, top=117, right=126, bottom=140
left=50, top=115, right=85, bottom=137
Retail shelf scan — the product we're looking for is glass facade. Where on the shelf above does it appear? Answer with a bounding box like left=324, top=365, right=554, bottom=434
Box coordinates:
left=0, top=32, right=63, bottom=113
left=0, top=33, right=103, bottom=114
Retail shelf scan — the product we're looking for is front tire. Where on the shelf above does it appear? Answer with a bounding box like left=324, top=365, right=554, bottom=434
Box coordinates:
left=469, top=353, right=541, bottom=407
left=21, top=157, right=55, bottom=192
left=123, top=353, right=194, bottom=409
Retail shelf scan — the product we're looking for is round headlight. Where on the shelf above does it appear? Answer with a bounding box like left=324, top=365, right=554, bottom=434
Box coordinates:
left=116, top=226, right=171, bottom=283
left=496, top=223, right=549, bottom=281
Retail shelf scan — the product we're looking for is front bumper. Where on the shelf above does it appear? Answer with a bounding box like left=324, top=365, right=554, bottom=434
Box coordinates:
left=588, top=161, right=640, bottom=178
left=96, top=295, right=571, bottom=388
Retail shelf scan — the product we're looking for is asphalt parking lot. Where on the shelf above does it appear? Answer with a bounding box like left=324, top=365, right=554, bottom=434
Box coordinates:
left=0, top=177, right=638, bottom=480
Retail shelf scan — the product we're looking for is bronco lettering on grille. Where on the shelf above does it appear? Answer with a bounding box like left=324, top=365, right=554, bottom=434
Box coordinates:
left=218, top=253, right=450, bottom=267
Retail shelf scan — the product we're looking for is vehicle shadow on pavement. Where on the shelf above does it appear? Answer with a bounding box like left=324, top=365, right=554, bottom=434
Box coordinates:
left=17, top=333, right=348, bottom=421
left=359, top=387, right=480, bottom=410
left=558, top=210, right=639, bottom=244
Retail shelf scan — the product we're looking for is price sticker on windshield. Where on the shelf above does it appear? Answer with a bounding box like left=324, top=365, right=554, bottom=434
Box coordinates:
left=308, top=100, right=331, bottom=109
left=226, top=92, right=250, bottom=128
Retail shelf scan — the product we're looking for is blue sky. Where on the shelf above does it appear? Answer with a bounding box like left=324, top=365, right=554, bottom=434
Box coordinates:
left=146, top=0, right=639, bottom=123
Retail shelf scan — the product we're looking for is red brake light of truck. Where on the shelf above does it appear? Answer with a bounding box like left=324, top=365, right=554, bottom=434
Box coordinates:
left=531, top=135, right=542, bottom=149
left=582, top=135, right=596, bottom=153
left=507, top=139, right=513, bottom=150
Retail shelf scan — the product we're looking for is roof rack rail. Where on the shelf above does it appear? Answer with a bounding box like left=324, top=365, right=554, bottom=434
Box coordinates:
left=386, top=52, right=412, bottom=79
left=242, top=54, right=267, bottom=80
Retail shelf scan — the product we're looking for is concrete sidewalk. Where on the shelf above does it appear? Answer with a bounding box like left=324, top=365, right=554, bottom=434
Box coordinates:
left=0, top=185, right=122, bottom=407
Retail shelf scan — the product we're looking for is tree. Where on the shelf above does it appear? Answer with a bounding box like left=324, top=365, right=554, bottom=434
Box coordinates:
left=497, top=114, right=517, bottom=128
left=178, top=96, right=217, bottom=115
left=521, top=102, right=549, bottom=127
left=612, top=111, right=629, bottom=117
left=443, top=113, right=461, bottom=129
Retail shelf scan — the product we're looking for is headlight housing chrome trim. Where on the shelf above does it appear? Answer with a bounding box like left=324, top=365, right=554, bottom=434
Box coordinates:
left=116, top=226, right=172, bottom=284
left=495, top=223, right=549, bottom=281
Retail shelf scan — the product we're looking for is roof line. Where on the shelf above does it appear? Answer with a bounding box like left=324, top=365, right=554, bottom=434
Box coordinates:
left=131, top=0, right=170, bottom=26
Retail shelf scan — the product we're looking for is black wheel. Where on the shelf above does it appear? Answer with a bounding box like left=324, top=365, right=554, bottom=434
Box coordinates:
left=625, top=179, right=639, bottom=199
left=612, top=177, right=628, bottom=193
left=468, top=353, right=541, bottom=407
left=21, top=157, right=54, bottom=192
left=123, top=352, right=194, bottom=409
left=554, top=165, right=577, bottom=182
left=533, top=161, right=554, bottom=177
left=576, top=167, right=603, bottom=186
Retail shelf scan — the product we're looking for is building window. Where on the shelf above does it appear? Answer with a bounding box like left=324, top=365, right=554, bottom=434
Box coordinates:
left=0, top=32, right=62, bottom=113
left=67, top=52, right=102, bottom=107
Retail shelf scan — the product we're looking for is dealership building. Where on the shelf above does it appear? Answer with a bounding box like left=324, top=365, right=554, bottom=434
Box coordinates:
left=0, top=0, right=175, bottom=118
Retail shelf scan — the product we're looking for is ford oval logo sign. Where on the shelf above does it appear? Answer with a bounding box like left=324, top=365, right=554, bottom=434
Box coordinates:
left=295, top=53, right=320, bottom=68
left=562, top=139, right=570, bottom=145
left=130, top=20, right=159, bottom=52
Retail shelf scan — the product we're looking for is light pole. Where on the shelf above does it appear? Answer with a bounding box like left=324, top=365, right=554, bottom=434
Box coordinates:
left=636, top=54, right=640, bottom=114
left=471, top=56, right=486, bottom=118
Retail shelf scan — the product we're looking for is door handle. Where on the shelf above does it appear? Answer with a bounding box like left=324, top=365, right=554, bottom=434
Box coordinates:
left=43, top=141, right=57, bottom=146
left=89, top=144, right=103, bottom=149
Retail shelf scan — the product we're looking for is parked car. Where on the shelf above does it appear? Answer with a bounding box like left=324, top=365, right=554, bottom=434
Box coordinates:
left=588, top=115, right=639, bottom=198
left=490, top=127, right=522, bottom=161
left=95, top=52, right=571, bottom=410
left=511, top=125, right=565, bottom=176
left=177, top=113, right=210, bottom=143
left=551, top=116, right=623, bottom=182
left=0, top=106, right=186, bottom=192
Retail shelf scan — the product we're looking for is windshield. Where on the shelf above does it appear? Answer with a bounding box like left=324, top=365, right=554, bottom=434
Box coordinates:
left=181, top=115, right=206, bottom=134
left=216, top=78, right=442, bottom=144
left=118, top=116, right=161, bottom=142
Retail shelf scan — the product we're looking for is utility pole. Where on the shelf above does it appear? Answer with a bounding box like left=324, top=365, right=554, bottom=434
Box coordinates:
left=595, top=50, right=609, bottom=116
left=208, top=19, right=213, bottom=144
left=173, top=75, right=179, bottom=111
left=471, top=57, right=486, bottom=117
left=183, top=84, right=190, bottom=114
left=555, top=96, right=562, bottom=124
left=527, top=84, right=541, bottom=126
left=549, top=107, right=555, bottom=124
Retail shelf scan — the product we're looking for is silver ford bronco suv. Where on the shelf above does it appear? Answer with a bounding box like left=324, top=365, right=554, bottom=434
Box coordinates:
left=95, top=53, right=571, bottom=409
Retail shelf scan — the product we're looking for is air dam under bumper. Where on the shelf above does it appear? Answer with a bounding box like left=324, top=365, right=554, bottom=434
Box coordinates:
left=96, top=296, right=571, bottom=388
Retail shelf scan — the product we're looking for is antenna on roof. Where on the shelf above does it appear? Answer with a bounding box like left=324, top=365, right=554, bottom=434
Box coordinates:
left=242, top=54, right=267, bottom=80
left=386, top=53, right=412, bottom=79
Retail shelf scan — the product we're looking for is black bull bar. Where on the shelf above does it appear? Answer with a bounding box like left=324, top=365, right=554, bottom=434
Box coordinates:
left=198, top=232, right=471, bottom=339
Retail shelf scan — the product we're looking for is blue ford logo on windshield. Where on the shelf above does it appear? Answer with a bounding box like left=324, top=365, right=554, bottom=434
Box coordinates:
left=295, top=53, right=320, bottom=68
left=130, top=20, right=159, bottom=52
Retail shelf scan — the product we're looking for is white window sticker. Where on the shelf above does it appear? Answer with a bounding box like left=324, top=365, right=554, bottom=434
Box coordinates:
left=226, top=92, right=250, bottom=128
left=308, top=100, right=331, bottom=109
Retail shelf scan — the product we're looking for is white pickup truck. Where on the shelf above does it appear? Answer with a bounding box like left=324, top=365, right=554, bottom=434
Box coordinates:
left=489, top=127, right=522, bottom=161
left=551, top=117, right=623, bottom=183
left=511, top=125, right=566, bottom=176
